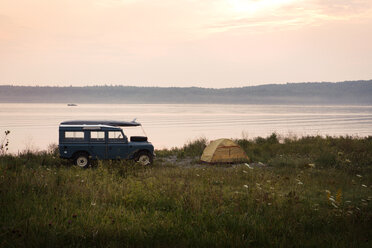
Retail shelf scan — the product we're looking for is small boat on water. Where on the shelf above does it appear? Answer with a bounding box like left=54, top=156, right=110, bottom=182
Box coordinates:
left=67, top=103, right=78, bottom=106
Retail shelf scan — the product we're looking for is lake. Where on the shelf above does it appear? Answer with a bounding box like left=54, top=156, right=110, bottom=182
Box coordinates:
left=0, top=103, right=371, bottom=153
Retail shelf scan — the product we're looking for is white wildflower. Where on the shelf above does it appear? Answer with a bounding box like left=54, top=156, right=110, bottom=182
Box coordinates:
left=308, top=163, right=315, bottom=168
left=331, top=203, right=338, bottom=208
left=243, top=185, right=248, bottom=189
left=356, top=174, right=362, bottom=178
left=245, top=163, right=253, bottom=169
left=362, top=184, right=367, bottom=188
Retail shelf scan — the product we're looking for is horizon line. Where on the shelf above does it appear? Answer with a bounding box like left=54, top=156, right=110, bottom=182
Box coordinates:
left=0, top=79, right=371, bottom=89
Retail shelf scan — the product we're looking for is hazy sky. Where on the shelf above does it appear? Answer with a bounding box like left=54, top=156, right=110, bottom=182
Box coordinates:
left=1, top=0, right=372, bottom=87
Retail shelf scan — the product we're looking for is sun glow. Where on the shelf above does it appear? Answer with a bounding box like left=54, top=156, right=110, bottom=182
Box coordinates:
left=227, top=0, right=298, bottom=14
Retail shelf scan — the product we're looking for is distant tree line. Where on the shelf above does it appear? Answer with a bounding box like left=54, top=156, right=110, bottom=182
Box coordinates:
left=0, top=80, right=371, bottom=105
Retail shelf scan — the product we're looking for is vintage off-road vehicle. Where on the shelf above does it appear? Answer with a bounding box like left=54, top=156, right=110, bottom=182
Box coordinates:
left=58, top=120, right=154, bottom=168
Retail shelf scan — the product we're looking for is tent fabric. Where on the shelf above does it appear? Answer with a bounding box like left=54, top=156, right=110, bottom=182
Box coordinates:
left=201, top=139, right=249, bottom=163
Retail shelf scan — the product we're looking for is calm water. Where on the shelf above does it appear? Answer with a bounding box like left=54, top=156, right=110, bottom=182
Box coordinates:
left=0, top=103, right=372, bottom=153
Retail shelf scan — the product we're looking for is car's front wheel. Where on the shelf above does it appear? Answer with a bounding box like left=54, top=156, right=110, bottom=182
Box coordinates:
left=135, top=151, right=153, bottom=166
left=74, top=153, right=90, bottom=168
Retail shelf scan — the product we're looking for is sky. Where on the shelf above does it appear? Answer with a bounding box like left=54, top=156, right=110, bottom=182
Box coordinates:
left=0, top=0, right=372, bottom=88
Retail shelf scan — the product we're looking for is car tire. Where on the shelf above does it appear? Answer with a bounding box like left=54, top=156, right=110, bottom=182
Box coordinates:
left=74, top=153, right=90, bottom=168
left=135, top=151, right=153, bottom=166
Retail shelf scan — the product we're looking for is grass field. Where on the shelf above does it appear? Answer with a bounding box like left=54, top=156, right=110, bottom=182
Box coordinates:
left=0, top=135, right=371, bottom=247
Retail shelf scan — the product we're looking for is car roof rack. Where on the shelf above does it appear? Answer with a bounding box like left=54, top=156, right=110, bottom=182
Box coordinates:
left=60, top=120, right=141, bottom=127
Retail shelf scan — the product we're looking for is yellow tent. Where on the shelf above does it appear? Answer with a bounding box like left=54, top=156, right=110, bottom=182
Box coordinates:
left=201, top=139, right=249, bottom=163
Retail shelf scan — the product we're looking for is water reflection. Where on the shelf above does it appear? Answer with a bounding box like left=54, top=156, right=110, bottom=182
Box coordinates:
left=0, top=103, right=371, bottom=153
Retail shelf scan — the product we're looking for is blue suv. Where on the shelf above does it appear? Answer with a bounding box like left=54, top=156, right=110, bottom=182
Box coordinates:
left=59, top=120, right=154, bottom=168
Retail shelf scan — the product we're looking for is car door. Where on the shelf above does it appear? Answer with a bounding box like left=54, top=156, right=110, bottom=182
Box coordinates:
left=107, top=130, right=128, bottom=159
left=89, top=131, right=107, bottom=159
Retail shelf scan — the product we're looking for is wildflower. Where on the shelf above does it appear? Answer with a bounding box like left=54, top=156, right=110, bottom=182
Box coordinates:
left=308, top=163, right=315, bottom=168
left=345, top=200, right=351, bottom=204
left=298, top=181, right=303, bottom=185
left=91, top=202, right=96, bottom=206
left=196, top=174, right=200, bottom=177
left=336, top=189, right=342, bottom=204
left=362, top=184, right=367, bottom=188
left=267, top=203, right=272, bottom=206
left=331, top=202, right=338, bottom=208
left=81, top=180, right=84, bottom=183
left=243, top=170, right=248, bottom=174
left=243, top=185, right=248, bottom=189
left=356, top=174, right=362, bottom=178
left=329, top=197, right=336, bottom=203
left=245, top=163, right=253, bottom=169
left=345, top=159, right=351, bottom=163
left=326, top=190, right=331, bottom=202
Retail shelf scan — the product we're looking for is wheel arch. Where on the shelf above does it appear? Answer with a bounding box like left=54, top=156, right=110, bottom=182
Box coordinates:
left=72, top=150, right=90, bottom=159
left=132, top=149, right=152, bottom=160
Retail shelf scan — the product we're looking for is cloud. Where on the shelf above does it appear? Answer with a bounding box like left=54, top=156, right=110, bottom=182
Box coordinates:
left=207, top=0, right=372, bottom=33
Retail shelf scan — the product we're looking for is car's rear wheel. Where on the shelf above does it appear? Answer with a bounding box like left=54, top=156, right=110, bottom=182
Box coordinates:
left=135, top=151, right=153, bottom=166
left=74, top=153, right=90, bottom=168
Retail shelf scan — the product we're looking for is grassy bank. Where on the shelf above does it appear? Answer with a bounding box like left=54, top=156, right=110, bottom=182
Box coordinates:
left=0, top=135, right=371, bottom=247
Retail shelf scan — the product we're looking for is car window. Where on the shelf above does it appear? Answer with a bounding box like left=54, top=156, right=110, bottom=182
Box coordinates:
left=108, top=131, right=124, bottom=142
left=65, top=131, right=84, bottom=140
left=90, top=131, right=105, bottom=142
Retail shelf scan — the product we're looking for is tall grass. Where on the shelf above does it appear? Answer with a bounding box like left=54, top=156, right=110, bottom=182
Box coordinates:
left=0, top=135, right=371, bottom=247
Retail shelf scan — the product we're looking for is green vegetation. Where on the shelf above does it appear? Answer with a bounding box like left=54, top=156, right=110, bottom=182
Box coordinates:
left=1, top=135, right=371, bottom=247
